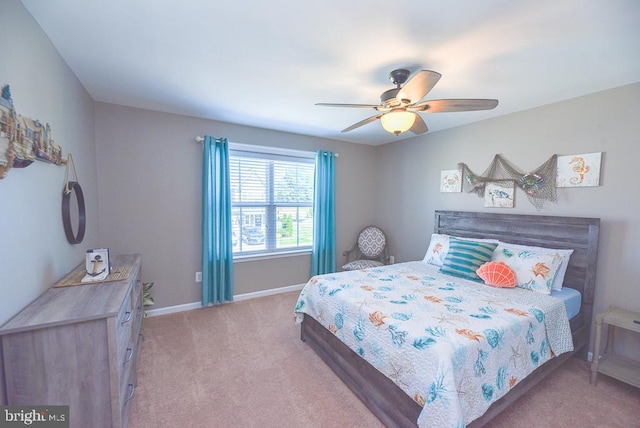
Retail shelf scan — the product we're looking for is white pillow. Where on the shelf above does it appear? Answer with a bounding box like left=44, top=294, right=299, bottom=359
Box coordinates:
left=493, top=242, right=574, bottom=291
left=423, top=234, right=499, bottom=267
left=423, top=234, right=449, bottom=266
left=492, top=244, right=565, bottom=294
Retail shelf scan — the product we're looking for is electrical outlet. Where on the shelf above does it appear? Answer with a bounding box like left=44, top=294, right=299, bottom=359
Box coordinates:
left=195, top=272, right=202, bottom=282
left=389, top=256, right=395, bottom=264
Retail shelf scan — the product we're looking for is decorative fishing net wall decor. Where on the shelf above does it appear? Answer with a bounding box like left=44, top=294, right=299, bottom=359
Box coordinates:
left=458, top=154, right=558, bottom=210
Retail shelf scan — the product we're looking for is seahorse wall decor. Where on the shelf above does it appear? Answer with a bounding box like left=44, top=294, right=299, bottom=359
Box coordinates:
left=556, top=152, right=602, bottom=188
left=0, top=84, right=66, bottom=180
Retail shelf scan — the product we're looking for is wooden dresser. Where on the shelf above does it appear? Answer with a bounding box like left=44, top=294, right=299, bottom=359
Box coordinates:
left=0, top=254, right=143, bottom=428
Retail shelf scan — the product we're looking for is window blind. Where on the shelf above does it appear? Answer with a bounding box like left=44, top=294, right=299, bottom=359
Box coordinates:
left=229, top=147, right=315, bottom=256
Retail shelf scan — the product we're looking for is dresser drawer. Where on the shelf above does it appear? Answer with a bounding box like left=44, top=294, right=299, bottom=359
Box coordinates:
left=118, top=339, right=135, bottom=394
left=132, top=280, right=144, bottom=340
left=119, top=278, right=144, bottom=425
left=133, top=279, right=142, bottom=308
left=119, top=334, right=143, bottom=428
left=116, top=292, right=133, bottom=361
left=121, top=382, right=135, bottom=428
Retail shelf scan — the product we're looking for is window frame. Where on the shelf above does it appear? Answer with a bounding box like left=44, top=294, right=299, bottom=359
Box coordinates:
left=229, top=143, right=316, bottom=260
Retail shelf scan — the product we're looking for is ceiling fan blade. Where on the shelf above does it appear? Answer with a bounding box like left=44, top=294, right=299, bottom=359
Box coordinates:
left=409, top=114, right=428, bottom=135
left=397, top=70, right=442, bottom=103
left=316, top=102, right=380, bottom=109
left=412, top=99, right=499, bottom=113
left=341, top=114, right=383, bottom=133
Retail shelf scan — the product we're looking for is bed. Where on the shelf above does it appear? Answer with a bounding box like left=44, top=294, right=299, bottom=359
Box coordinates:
left=295, top=211, right=600, bottom=427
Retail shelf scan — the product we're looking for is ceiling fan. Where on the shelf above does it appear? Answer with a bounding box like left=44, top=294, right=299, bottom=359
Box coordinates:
left=316, top=69, right=498, bottom=135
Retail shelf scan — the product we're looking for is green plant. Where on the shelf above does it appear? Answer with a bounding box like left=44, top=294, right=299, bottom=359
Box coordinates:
left=143, top=282, right=155, bottom=317
left=280, top=213, right=293, bottom=237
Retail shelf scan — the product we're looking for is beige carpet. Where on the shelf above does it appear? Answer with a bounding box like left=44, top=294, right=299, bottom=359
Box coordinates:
left=129, top=291, right=639, bottom=428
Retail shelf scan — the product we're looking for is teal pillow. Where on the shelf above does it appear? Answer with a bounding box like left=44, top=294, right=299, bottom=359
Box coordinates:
left=439, top=237, right=498, bottom=282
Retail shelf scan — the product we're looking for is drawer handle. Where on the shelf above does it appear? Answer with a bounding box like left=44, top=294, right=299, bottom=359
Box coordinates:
left=125, top=384, right=135, bottom=403
left=124, top=347, right=133, bottom=364
left=121, top=311, right=132, bottom=325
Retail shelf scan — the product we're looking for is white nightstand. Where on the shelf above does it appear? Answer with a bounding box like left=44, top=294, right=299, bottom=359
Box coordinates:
left=590, top=305, right=640, bottom=387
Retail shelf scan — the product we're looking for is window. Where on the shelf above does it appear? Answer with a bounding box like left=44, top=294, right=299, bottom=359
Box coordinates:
left=229, top=144, right=315, bottom=257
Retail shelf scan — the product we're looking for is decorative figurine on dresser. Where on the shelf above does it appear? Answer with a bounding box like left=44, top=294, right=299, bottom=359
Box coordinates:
left=0, top=254, right=144, bottom=428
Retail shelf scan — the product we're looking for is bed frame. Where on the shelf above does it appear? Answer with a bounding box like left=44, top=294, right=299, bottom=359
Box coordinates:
left=301, top=211, right=600, bottom=428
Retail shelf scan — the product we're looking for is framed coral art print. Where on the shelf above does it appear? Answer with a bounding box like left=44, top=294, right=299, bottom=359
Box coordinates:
left=556, top=152, right=601, bottom=187
left=484, top=182, right=514, bottom=208
left=440, top=169, right=462, bottom=192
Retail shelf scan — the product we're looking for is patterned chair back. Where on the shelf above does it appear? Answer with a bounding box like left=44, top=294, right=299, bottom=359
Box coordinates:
left=358, top=226, right=386, bottom=258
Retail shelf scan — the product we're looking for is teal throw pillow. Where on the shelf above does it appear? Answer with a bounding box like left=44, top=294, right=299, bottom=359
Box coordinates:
left=439, top=237, right=498, bottom=282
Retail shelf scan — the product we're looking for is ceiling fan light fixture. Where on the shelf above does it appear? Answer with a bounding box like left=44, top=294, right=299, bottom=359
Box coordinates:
left=381, top=110, right=415, bottom=135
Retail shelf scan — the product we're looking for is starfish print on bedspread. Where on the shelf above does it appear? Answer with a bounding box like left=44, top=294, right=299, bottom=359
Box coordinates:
left=355, top=297, right=385, bottom=311
left=435, top=312, right=469, bottom=325
left=386, top=354, right=416, bottom=389
left=509, top=344, right=525, bottom=368
left=315, top=308, right=326, bottom=323
left=482, top=297, right=509, bottom=307
left=410, top=283, right=431, bottom=295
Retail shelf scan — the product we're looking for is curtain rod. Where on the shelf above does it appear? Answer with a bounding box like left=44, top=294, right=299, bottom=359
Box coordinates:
left=195, top=136, right=338, bottom=157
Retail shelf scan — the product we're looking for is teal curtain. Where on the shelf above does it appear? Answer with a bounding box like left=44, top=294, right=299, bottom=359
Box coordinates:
left=311, top=150, right=336, bottom=275
left=202, top=136, right=234, bottom=305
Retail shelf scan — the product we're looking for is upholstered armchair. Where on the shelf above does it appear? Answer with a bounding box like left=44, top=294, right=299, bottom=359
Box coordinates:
left=342, top=225, right=389, bottom=270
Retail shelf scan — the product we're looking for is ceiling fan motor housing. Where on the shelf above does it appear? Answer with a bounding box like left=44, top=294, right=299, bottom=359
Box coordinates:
left=381, top=69, right=413, bottom=107
left=380, top=88, right=401, bottom=106
left=389, top=69, right=410, bottom=85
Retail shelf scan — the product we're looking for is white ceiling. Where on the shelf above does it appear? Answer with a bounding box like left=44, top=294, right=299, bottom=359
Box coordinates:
left=21, top=0, right=640, bottom=146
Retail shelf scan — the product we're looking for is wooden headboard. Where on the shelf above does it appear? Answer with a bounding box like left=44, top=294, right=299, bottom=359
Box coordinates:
left=434, top=211, right=600, bottom=357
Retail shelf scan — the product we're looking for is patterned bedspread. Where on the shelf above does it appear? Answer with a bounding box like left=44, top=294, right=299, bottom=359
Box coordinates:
left=294, top=262, right=573, bottom=427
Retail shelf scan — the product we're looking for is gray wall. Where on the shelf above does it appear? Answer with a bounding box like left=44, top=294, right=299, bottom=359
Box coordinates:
left=0, top=0, right=99, bottom=326
left=94, top=103, right=377, bottom=309
left=375, top=82, right=640, bottom=360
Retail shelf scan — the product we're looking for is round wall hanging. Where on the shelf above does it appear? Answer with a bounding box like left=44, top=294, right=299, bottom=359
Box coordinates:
left=62, top=154, right=86, bottom=244
left=62, top=181, right=86, bottom=244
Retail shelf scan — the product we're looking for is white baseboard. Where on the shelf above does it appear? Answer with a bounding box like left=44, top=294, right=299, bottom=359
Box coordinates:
left=145, top=283, right=306, bottom=317
left=145, top=301, right=201, bottom=317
